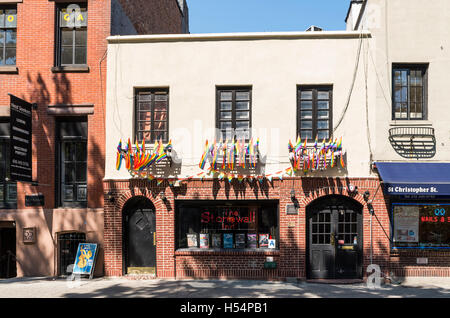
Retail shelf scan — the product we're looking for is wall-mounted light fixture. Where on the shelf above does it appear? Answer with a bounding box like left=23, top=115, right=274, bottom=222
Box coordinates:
left=290, top=188, right=299, bottom=209
left=104, top=191, right=115, bottom=203
left=363, top=190, right=370, bottom=202
left=159, top=190, right=167, bottom=202
left=348, top=184, right=358, bottom=194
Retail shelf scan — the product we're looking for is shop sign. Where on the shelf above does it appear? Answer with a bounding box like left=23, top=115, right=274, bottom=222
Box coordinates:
left=201, top=209, right=256, bottom=230
left=25, top=194, right=44, bottom=207
left=385, top=184, right=450, bottom=196
left=9, top=95, right=33, bottom=183
left=72, top=243, right=98, bottom=278
left=23, top=227, right=36, bottom=244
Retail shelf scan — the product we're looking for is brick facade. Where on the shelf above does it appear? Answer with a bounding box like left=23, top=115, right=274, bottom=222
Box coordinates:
left=103, top=176, right=395, bottom=280
left=0, top=0, right=187, bottom=277
left=116, top=0, right=185, bottom=35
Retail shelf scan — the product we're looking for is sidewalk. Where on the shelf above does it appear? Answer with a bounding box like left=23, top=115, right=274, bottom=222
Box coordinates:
left=1, top=277, right=450, bottom=298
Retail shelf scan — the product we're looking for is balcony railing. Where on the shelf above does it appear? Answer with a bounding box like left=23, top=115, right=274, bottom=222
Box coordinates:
left=388, top=126, right=436, bottom=159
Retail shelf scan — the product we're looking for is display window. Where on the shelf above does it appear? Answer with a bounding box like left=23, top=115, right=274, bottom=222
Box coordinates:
left=176, top=201, right=278, bottom=250
left=392, top=203, right=450, bottom=249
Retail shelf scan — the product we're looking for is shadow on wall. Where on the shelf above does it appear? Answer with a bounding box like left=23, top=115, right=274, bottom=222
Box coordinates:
left=14, top=72, right=104, bottom=277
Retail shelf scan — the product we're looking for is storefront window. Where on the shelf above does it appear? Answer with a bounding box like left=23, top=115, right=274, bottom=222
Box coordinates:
left=392, top=203, right=450, bottom=249
left=176, top=201, right=278, bottom=250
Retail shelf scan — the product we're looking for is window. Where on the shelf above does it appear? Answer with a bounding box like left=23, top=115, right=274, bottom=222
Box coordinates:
left=0, top=6, right=17, bottom=65
left=57, top=119, right=87, bottom=207
left=392, top=64, right=428, bottom=120
left=58, top=232, right=86, bottom=275
left=176, top=201, right=278, bottom=250
left=0, top=121, right=17, bottom=208
left=216, top=87, right=251, bottom=141
left=56, top=4, right=87, bottom=66
left=297, top=86, right=332, bottom=141
left=392, top=203, right=450, bottom=249
left=135, top=88, right=169, bottom=143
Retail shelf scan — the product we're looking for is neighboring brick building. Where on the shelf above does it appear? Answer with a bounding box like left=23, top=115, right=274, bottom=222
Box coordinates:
left=0, top=0, right=188, bottom=278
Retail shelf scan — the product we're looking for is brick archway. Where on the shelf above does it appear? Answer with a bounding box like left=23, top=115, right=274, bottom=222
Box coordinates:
left=104, top=186, right=171, bottom=277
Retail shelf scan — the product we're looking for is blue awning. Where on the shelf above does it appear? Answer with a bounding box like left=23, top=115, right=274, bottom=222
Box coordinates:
left=375, top=162, right=450, bottom=196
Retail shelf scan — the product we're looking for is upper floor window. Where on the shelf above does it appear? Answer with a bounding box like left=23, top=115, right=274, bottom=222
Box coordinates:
left=0, top=6, right=17, bottom=65
left=56, top=4, right=87, bottom=66
left=392, top=64, right=428, bottom=120
left=216, top=87, right=252, bottom=141
left=0, top=120, right=17, bottom=208
left=297, top=86, right=332, bottom=141
left=135, top=88, right=169, bottom=143
left=57, top=119, right=87, bottom=208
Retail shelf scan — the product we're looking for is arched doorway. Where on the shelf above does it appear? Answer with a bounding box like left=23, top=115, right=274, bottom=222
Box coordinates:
left=123, top=196, right=156, bottom=275
left=306, top=195, right=363, bottom=279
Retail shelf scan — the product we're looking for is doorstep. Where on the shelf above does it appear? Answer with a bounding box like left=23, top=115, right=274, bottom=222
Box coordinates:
left=124, top=274, right=157, bottom=280
left=306, top=279, right=364, bottom=284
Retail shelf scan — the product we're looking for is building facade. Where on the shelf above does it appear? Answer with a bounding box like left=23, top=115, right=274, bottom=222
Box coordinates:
left=348, top=0, right=450, bottom=277
left=0, top=0, right=188, bottom=278
left=103, top=0, right=450, bottom=281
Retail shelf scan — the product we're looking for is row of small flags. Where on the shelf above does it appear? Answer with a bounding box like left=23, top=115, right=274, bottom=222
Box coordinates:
left=199, top=138, right=259, bottom=171
left=116, top=138, right=172, bottom=172
left=127, top=166, right=296, bottom=185
left=288, top=136, right=345, bottom=172
left=116, top=137, right=346, bottom=184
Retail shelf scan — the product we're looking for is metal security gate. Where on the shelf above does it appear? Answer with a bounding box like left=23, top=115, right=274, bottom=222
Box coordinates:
left=58, top=232, right=86, bottom=276
left=306, top=195, right=363, bottom=279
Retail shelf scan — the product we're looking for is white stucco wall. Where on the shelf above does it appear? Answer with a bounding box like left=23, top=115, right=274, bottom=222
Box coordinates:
left=105, top=32, right=376, bottom=180
left=356, top=0, right=450, bottom=163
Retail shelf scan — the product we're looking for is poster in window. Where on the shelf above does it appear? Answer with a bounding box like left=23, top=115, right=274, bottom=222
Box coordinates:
left=223, top=233, right=233, bottom=248
left=235, top=233, right=245, bottom=249
left=247, top=233, right=257, bottom=248
left=259, top=234, right=269, bottom=248
left=199, top=233, right=209, bottom=249
left=212, top=234, right=221, bottom=248
left=187, top=234, right=198, bottom=248
left=268, top=239, right=276, bottom=249
left=393, top=205, right=419, bottom=243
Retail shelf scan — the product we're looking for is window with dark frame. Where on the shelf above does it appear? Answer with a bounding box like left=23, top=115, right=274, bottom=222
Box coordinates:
left=56, top=3, right=87, bottom=66
left=57, top=120, right=87, bottom=208
left=216, top=87, right=252, bottom=142
left=0, top=120, right=17, bottom=208
left=0, top=6, right=17, bottom=66
left=297, top=86, right=332, bottom=141
left=135, top=88, right=169, bottom=143
left=392, top=64, right=428, bottom=120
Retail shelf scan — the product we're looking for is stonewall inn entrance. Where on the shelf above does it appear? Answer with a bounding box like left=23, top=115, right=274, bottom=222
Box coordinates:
left=123, top=196, right=157, bottom=276
left=306, top=195, right=363, bottom=279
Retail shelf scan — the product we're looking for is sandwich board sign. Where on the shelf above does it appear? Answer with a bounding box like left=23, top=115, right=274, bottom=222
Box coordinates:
left=72, top=243, right=98, bottom=279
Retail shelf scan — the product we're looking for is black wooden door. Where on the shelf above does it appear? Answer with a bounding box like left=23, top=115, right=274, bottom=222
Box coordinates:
left=124, top=197, right=156, bottom=275
left=307, top=196, right=362, bottom=279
